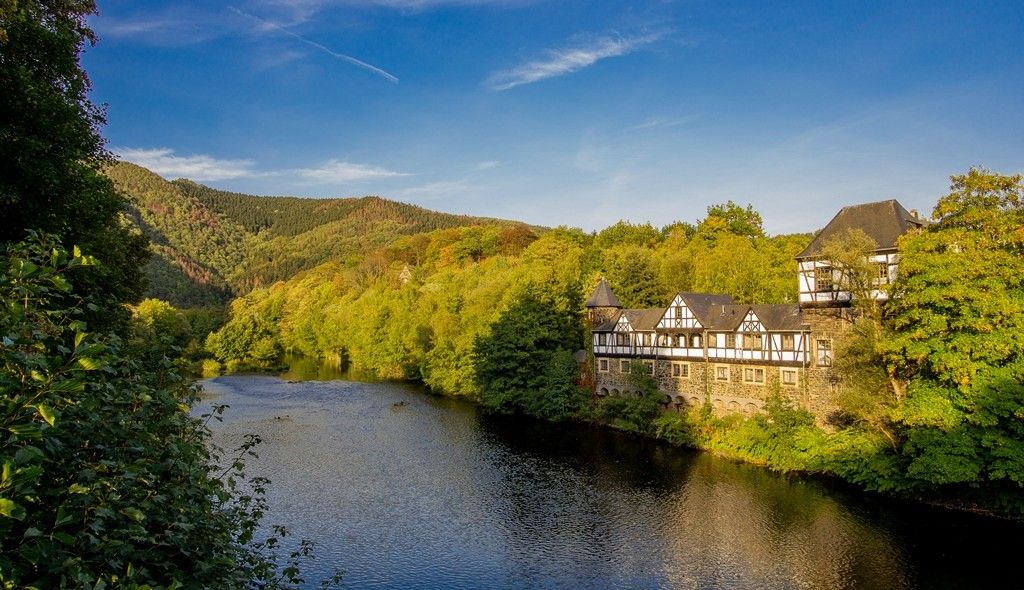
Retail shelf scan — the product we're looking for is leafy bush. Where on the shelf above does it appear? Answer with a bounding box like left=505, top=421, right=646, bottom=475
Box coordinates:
left=0, top=235, right=336, bottom=588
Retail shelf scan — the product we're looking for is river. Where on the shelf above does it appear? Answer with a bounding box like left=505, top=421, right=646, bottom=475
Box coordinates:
left=200, top=371, right=1021, bottom=589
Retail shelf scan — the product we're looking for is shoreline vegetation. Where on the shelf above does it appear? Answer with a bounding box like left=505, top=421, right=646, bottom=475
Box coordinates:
left=197, top=168, right=1024, bottom=520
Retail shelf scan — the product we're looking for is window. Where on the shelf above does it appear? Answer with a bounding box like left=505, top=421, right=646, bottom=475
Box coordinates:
left=620, top=360, right=630, bottom=372
left=816, top=266, right=834, bottom=292
left=642, top=333, right=652, bottom=347
left=742, top=334, right=763, bottom=351
left=616, top=333, right=629, bottom=346
left=715, top=365, right=730, bottom=382
left=598, top=359, right=609, bottom=373
left=643, top=360, right=654, bottom=375
left=743, top=367, right=765, bottom=384
left=596, top=333, right=605, bottom=346
left=726, top=334, right=736, bottom=348
left=691, top=334, right=702, bottom=348
left=781, top=368, right=798, bottom=386
left=671, top=362, right=690, bottom=378
left=816, top=339, right=833, bottom=367
left=781, top=334, right=795, bottom=351
left=874, top=262, right=889, bottom=286
left=677, top=335, right=687, bottom=347
left=658, top=334, right=671, bottom=347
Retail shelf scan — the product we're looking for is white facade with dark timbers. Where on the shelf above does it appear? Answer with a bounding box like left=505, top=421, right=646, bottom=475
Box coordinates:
left=587, top=199, right=927, bottom=417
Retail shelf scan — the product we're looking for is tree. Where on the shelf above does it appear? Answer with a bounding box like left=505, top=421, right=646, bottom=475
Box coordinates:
left=601, top=246, right=664, bottom=308
left=818, top=228, right=904, bottom=440
left=883, top=168, right=1024, bottom=498
left=473, top=289, right=585, bottom=420
left=0, top=1, right=149, bottom=330
left=0, top=236, right=335, bottom=588
left=697, top=201, right=765, bottom=239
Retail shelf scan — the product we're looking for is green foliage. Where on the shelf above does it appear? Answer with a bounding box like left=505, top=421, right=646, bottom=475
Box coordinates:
left=473, top=289, right=586, bottom=420
left=881, top=169, right=1024, bottom=497
left=0, top=1, right=149, bottom=331
left=0, top=236, right=337, bottom=588
left=601, top=246, right=665, bottom=308
left=594, top=362, right=664, bottom=435
left=109, top=162, right=539, bottom=307
left=697, top=200, right=766, bottom=239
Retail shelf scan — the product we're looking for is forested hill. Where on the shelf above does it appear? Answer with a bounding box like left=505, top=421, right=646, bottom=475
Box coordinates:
left=107, top=161, right=537, bottom=307
left=173, top=180, right=502, bottom=237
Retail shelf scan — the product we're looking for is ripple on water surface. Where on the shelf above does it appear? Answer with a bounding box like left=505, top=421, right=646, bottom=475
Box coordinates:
left=200, top=376, right=1022, bottom=590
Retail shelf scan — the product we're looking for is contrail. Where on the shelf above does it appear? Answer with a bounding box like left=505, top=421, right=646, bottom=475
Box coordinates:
left=229, top=6, right=399, bottom=84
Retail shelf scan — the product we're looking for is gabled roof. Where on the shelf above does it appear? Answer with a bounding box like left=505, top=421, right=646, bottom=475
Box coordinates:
left=796, top=199, right=926, bottom=260
left=585, top=279, right=621, bottom=308
left=675, top=292, right=735, bottom=326
left=748, top=304, right=805, bottom=331
left=620, top=308, right=665, bottom=331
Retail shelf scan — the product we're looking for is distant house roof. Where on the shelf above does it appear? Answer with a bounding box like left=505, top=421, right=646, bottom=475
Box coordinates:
left=585, top=279, right=621, bottom=308
left=676, top=292, right=735, bottom=327
left=796, top=199, right=926, bottom=260
left=621, top=308, right=665, bottom=331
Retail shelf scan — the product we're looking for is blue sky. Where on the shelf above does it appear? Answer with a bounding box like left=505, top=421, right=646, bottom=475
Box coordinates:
left=86, top=0, right=1024, bottom=233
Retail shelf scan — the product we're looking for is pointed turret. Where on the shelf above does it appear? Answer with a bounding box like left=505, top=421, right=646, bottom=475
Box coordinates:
left=586, top=279, right=621, bottom=326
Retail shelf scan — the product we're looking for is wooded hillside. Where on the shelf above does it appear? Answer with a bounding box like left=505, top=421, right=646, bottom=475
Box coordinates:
left=107, top=161, right=535, bottom=306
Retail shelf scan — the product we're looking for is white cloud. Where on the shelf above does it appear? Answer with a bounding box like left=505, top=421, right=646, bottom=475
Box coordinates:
left=485, top=32, right=664, bottom=91
left=473, top=160, right=500, bottom=171
left=116, top=148, right=408, bottom=185
left=114, top=148, right=256, bottom=181
left=295, top=159, right=409, bottom=183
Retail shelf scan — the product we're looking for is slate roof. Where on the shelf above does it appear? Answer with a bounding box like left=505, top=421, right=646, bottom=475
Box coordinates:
left=704, top=304, right=749, bottom=331
left=702, top=303, right=807, bottom=331
left=592, top=299, right=807, bottom=333
left=585, top=279, right=622, bottom=308
left=749, top=304, right=806, bottom=331
left=676, top=292, right=736, bottom=327
left=797, top=199, right=926, bottom=259
left=620, top=308, right=665, bottom=331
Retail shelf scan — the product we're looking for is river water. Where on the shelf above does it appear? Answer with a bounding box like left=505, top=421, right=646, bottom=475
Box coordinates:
left=200, top=372, right=1021, bottom=590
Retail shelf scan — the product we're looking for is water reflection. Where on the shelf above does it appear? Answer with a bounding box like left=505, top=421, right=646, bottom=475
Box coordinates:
left=200, top=373, right=1021, bottom=590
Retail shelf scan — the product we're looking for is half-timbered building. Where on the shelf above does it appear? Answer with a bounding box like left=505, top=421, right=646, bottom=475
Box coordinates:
left=588, top=199, right=927, bottom=418
left=795, top=199, right=926, bottom=307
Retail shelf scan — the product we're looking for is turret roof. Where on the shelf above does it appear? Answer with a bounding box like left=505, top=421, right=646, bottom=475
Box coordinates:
left=585, top=279, right=621, bottom=308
